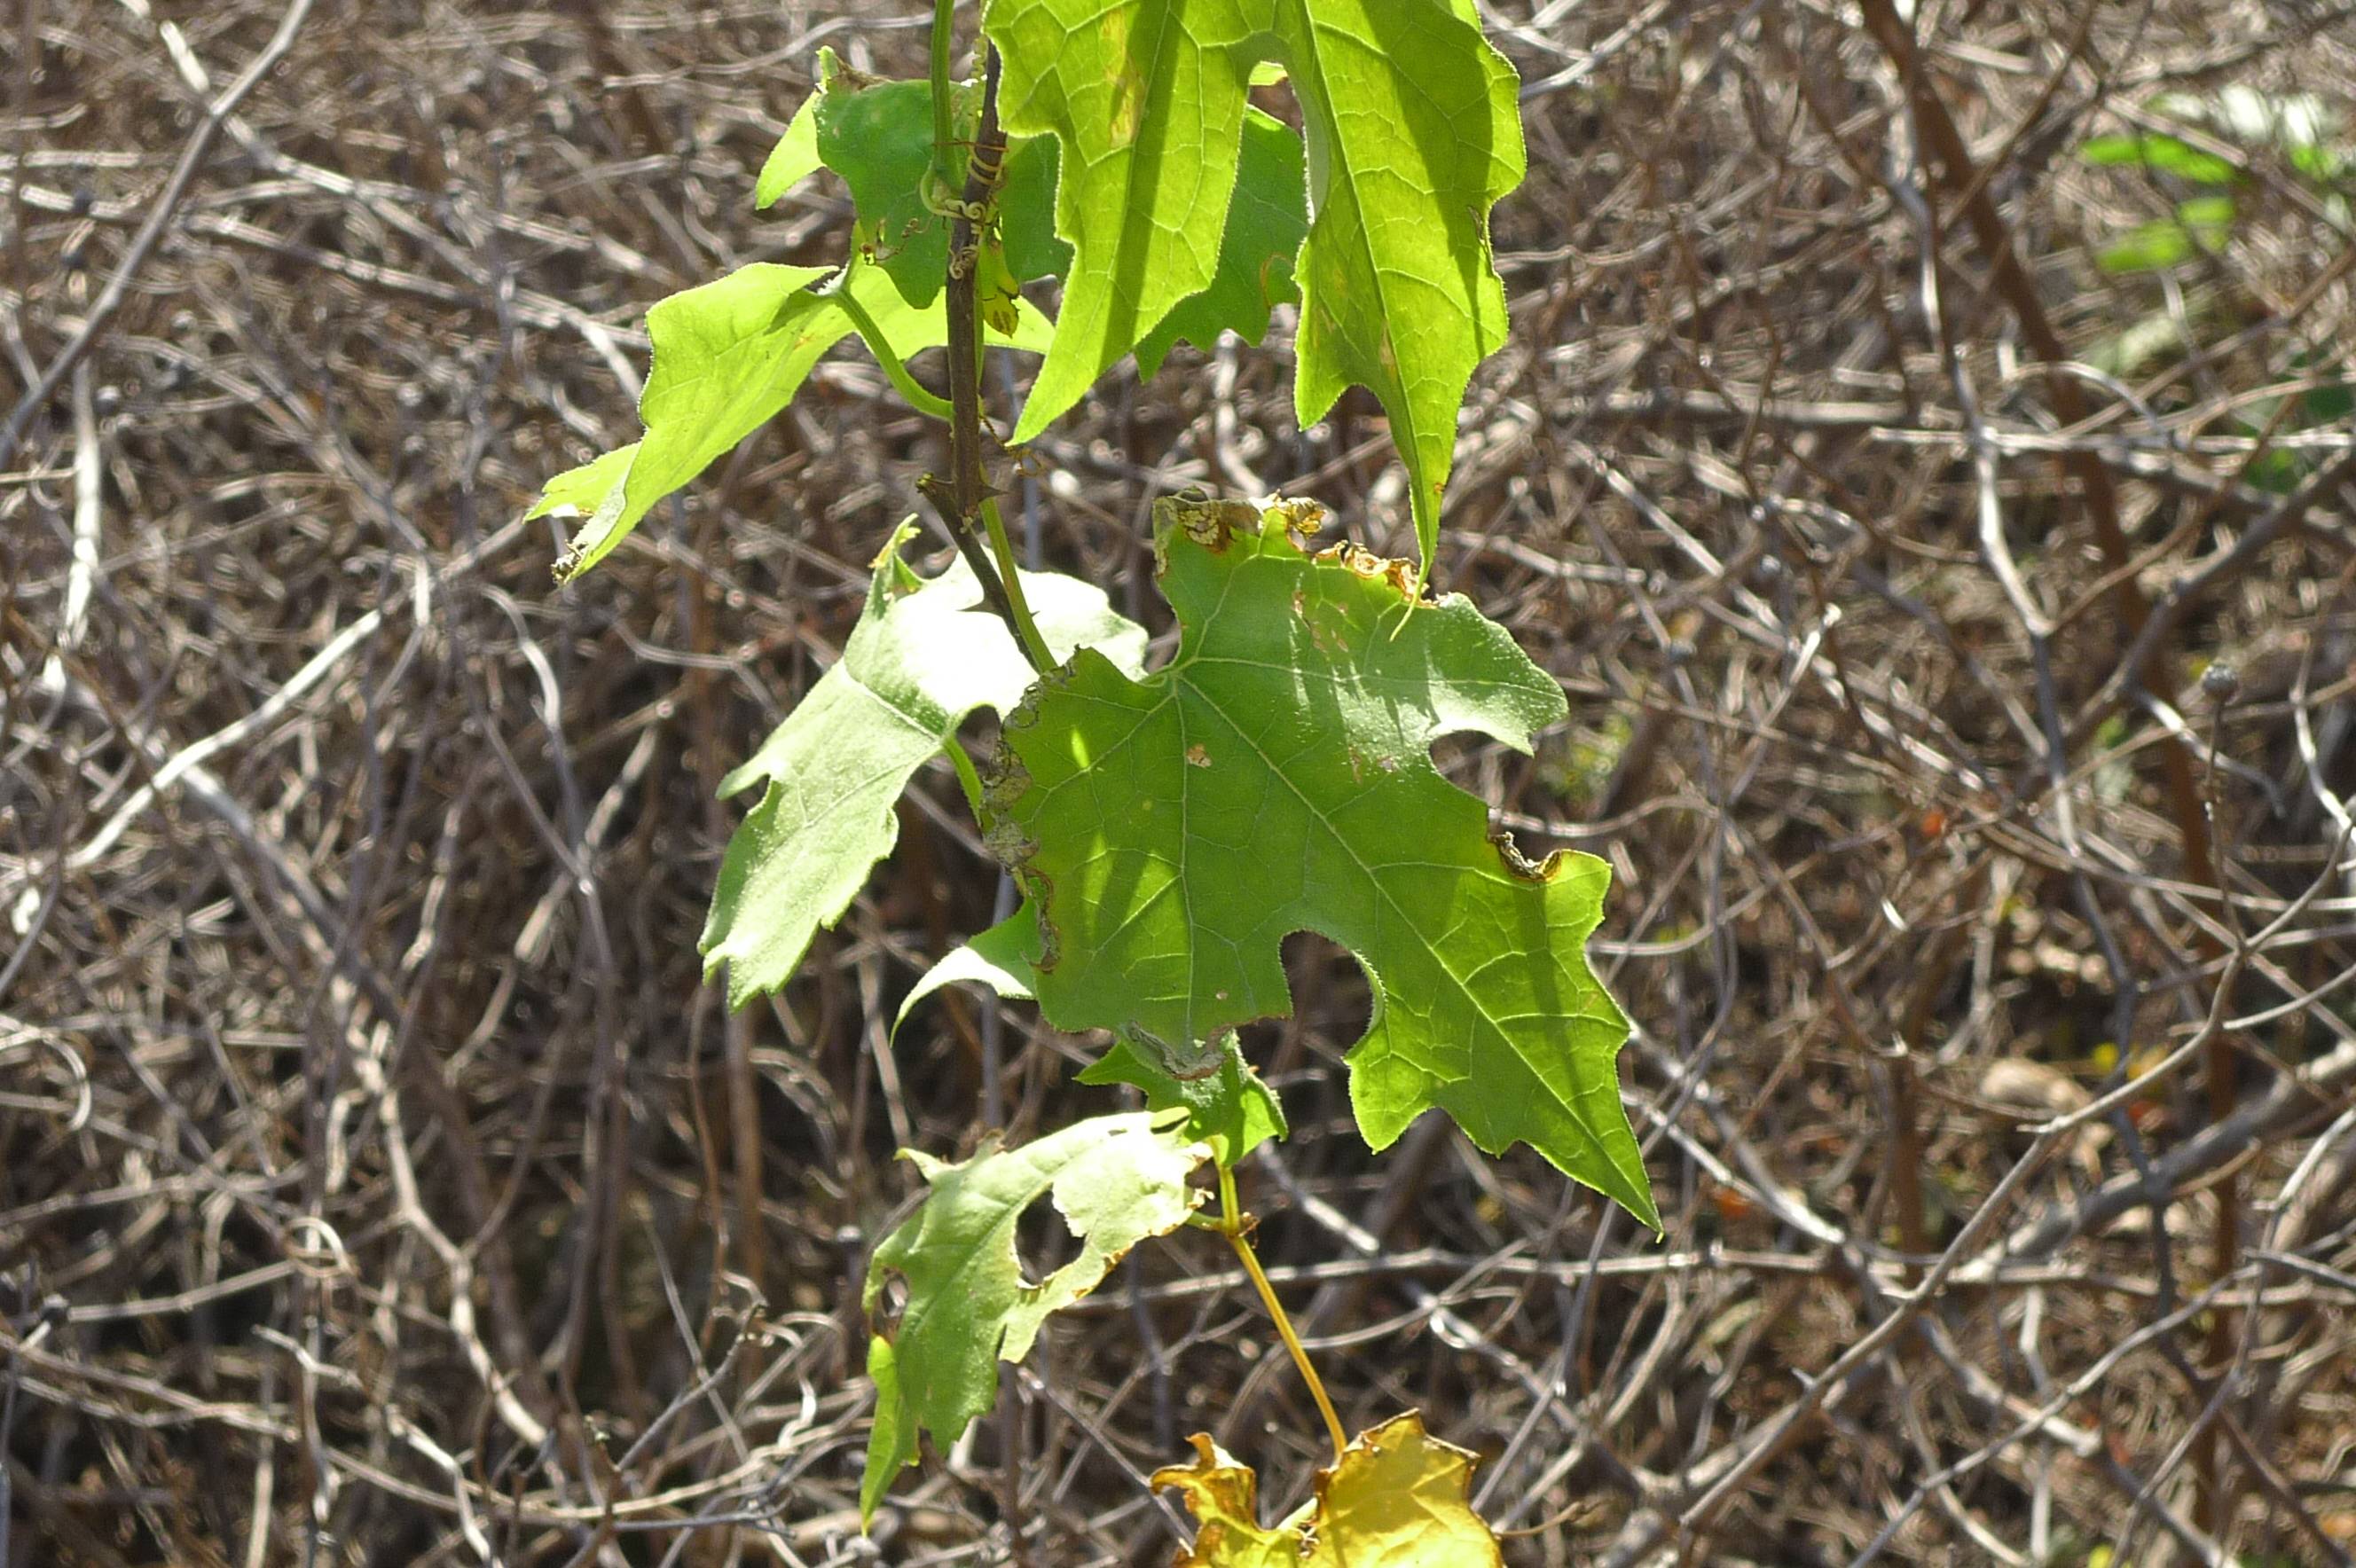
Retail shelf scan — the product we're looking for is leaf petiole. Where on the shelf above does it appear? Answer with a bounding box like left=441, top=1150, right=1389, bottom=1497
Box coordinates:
left=822, top=272, right=954, bottom=421
left=1216, top=1161, right=1347, bottom=1461
left=944, top=735, right=987, bottom=819
left=980, top=497, right=1054, bottom=673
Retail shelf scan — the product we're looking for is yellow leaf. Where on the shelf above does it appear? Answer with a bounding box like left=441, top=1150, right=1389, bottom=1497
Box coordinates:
left=978, top=242, right=1023, bottom=339
left=1152, top=1412, right=1504, bottom=1568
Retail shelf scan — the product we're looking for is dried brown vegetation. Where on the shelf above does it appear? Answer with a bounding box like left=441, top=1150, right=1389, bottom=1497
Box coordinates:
left=5, top=2, right=2356, bottom=1564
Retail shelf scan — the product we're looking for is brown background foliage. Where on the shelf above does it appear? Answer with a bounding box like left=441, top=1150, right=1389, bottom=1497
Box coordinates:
left=4, top=1, right=2355, bottom=1564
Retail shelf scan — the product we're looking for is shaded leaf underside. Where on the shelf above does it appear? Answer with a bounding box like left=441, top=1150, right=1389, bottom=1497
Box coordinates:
left=805, top=57, right=1075, bottom=308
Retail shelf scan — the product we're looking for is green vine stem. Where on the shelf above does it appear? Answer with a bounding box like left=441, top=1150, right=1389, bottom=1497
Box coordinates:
left=1216, top=1162, right=1349, bottom=1461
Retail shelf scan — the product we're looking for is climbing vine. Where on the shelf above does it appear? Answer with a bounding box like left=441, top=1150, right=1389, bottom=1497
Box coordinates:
left=536, top=2, right=1655, bottom=1556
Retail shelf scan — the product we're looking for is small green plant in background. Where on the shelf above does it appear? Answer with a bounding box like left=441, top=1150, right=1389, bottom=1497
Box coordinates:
left=2080, top=86, right=2345, bottom=275
left=535, top=1, right=1653, bottom=1555
left=2078, top=87, right=2351, bottom=493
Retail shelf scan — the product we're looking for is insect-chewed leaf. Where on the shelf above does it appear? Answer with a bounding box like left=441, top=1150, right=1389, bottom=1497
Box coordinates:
left=700, top=526, right=1144, bottom=1010
left=984, top=496, right=1656, bottom=1227
left=985, top=0, right=1523, bottom=570
left=1153, top=1411, right=1504, bottom=1568
left=861, top=1110, right=1213, bottom=1523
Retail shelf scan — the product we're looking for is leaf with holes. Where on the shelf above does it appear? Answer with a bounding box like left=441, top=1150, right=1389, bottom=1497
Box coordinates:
left=699, top=524, right=1144, bottom=1009
left=1154, top=1410, right=1504, bottom=1568
left=985, top=0, right=1521, bottom=569
left=983, top=496, right=1653, bottom=1227
left=862, top=1110, right=1213, bottom=1520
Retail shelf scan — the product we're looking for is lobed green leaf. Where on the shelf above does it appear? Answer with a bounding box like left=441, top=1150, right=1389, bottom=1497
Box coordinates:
left=533, top=260, right=1051, bottom=584
left=983, top=496, right=1655, bottom=1227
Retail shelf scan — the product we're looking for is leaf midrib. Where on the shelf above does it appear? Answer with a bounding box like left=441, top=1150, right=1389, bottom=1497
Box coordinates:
left=1048, top=617, right=1530, bottom=1079
left=1287, top=6, right=1425, bottom=488
left=1128, top=589, right=1618, bottom=1155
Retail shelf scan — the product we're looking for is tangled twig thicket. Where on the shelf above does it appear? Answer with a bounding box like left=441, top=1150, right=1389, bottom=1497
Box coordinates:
left=4, top=2, right=2356, bottom=1564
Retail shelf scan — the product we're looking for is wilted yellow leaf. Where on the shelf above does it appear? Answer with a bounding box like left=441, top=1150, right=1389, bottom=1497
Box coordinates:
left=1152, top=1412, right=1504, bottom=1568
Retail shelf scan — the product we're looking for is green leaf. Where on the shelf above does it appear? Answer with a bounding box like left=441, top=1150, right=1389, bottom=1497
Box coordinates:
left=538, top=260, right=841, bottom=579
left=535, top=260, right=1052, bottom=583
left=814, top=63, right=954, bottom=305
left=529, top=443, right=636, bottom=527
left=2175, top=193, right=2237, bottom=230
left=2097, top=218, right=2197, bottom=273
left=1135, top=109, right=1308, bottom=376
left=2077, top=132, right=2234, bottom=184
left=986, top=0, right=1524, bottom=569
left=806, top=51, right=1069, bottom=309
left=1079, top=1034, right=1286, bottom=1164
left=701, top=527, right=1146, bottom=1009
left=861, top=1109, right=1213, bottom=1521
left=983, top=497, right=1654, bottom=1227
left=756, top=92, right=823, bottom=208
left=892, top=905, right=1041, bottom=1040
left=2288, top=142, right=2345, bottom=184
left=997, top=133, right=1073, bottom=282
left=891, top=909, right=1284, bottom=1160
left=885, top=908, right=1291, bottom=1153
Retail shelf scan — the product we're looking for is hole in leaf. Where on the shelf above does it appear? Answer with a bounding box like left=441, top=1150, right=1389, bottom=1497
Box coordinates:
left=870, top=1271, right=909, bottom=1336
left=1279, top=929, right=1373, bottom=1050
left=1016, top=1191, right=1086, bottom=1286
